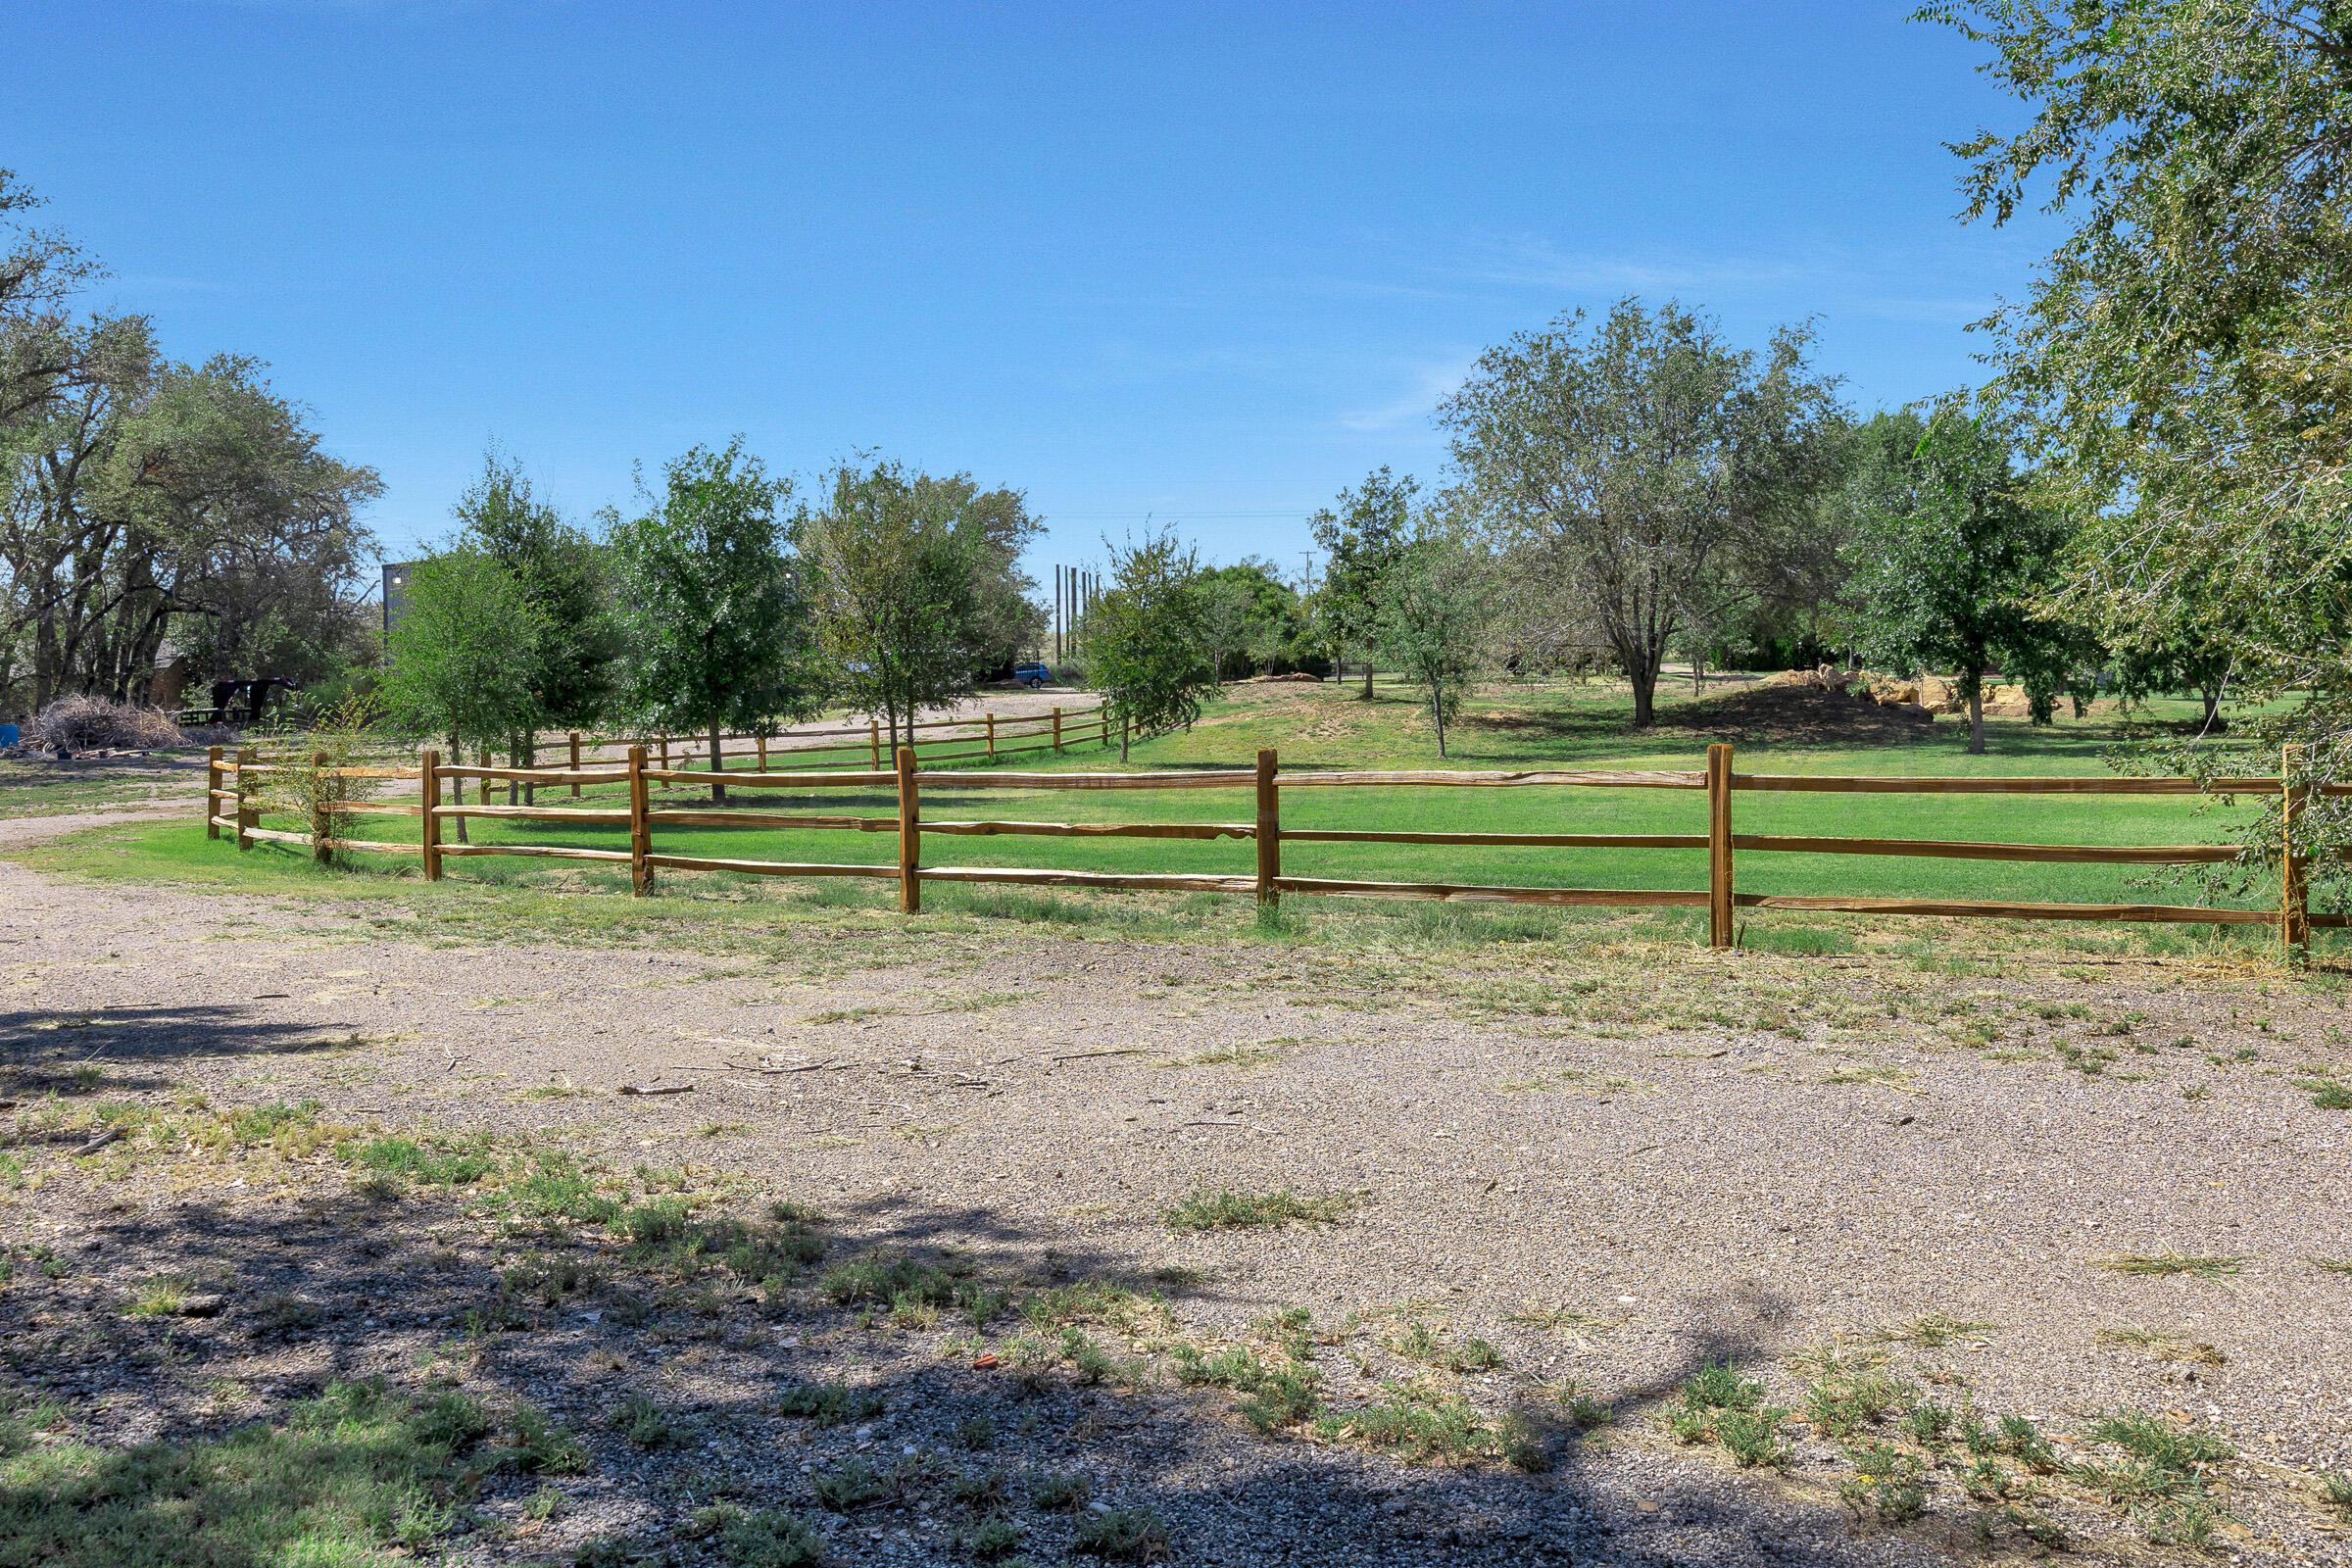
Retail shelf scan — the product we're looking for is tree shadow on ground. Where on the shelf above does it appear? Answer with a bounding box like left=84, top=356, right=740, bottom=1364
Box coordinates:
left=0, top=1004, right=358, bottom=1100
left=0, top=1169, right=1948, bottom=1568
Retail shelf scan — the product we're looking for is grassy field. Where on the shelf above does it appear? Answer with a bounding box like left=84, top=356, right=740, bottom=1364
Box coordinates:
left=29, top=674, right=2321, bottom=958
left=351, top=679, right=2282, bottom=908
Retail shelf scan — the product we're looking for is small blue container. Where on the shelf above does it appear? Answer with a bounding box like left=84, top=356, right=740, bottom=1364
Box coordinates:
left=0, top=724, right=18, bottom=747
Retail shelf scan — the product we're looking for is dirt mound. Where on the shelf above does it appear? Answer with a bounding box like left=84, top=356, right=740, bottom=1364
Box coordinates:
left=1669, top=681, right=1936, bottom=745
left=1235, top=671, right=1324, bottom=684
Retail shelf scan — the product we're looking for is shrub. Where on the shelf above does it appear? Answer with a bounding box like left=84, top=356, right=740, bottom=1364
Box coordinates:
left=31, top=696, right=185, bottom=752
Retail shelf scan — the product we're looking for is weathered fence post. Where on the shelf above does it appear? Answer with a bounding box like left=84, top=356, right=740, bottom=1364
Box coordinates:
left=311, top=749, right=332, bottom=866
left=419, top=749, right=443, bottom=882
left=234, top=746, right=256, bottom=853
left=756, top=733, right=768, bottom=772
left=868, top=720, right=881, bottom=769
left=1255, top=748, right=1280, bottom=909
left=897, top=744, right=921, bottom=913
left=568, top=731, right=582, bottom=799
left=627, top=744, right=652, bottom=897
left=1706, top=742, right=1735, bottom=949
left=1051, top=707, right=1063, bottom=752
left=2283, top=743, right=2309, bottom=959
left=986, top=711, right=996, bottom=757
left=205, top=745, right=222, bottom=840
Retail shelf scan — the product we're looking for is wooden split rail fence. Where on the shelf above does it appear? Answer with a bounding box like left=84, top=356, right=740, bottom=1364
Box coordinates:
left=204, top=741, right=2339, bottom=956
left=544, top=703, right=1111, bottom=783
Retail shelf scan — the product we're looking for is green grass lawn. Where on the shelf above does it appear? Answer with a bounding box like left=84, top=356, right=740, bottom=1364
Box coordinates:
left=220, top=677, right=2291, bottom=919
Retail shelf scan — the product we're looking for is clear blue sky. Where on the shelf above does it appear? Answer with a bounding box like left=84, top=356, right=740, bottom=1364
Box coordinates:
left=7, top=1, right=2049, bottom=581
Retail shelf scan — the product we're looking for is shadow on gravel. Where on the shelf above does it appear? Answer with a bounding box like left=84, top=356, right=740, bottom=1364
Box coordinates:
left=0, top=1183, right=1920, bottom=1568
left=0, top=1004, right=355, bottom=1099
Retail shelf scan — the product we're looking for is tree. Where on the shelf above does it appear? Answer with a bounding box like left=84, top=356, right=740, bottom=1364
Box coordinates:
left=380, top=548, right=546, bottom=841
left=1200, top=560, right=1315, bottom=678
left=799, top=460, right=1000, bottom=753
left=1375, top=513, right=1495, bottom=757
left=610, top=441, right=817, bottom=804
left=1, top=176, right=377, bottom=717
left=1442, top=299, right=1840, bottom=727
left=1308, top=468, right=1415, bottom=697
left=1924, top=1, right=2352, bottom=855
left=455, top=451, right=617, bottom=772
left=1840, top=406, right=2072, bottom=754
left=1080, top=527, right=1218, bottom=761
left=1197, top=573, right=1255, bottom=685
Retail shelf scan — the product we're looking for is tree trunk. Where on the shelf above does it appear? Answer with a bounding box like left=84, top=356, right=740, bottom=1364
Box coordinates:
left=1629, top=663, right=1659, bottom=727
left=1967, top=680, right=1986, bottom=755
left=2200, top=686, right=2225, bottom=732
left=1361, top=656, right=1374, bottom=700
left=1692, top=651, right=1704, bottom=695
left=1434, top=702, right=1447, bottom=759
left=448, top=731, right=466, bottom=844
left=709, top=723, right=725, bottom=806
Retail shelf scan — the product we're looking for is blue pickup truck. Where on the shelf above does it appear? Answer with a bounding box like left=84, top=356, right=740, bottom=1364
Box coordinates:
left=1012, top=662, right=1054, bottom=688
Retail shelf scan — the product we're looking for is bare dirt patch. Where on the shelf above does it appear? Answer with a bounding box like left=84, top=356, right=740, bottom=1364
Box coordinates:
left=4, top=829, right=2350, bottom=1564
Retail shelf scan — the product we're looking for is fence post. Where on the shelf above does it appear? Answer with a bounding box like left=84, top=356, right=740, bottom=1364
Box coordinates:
left=234, top=746, right=256, bottom=853
left=2283, top=744, right=2309, bottom=959
left=1706, top=742, right=1735, bottom=949
left=986, top=711, right=996, bottom=757
left=479, top=744, right=493, bottom=807
left=311, top=750, right=332, bottom=867
left=1052, top=707, right=1063, bottom=752
left=756, top=733, right=767, bottom=772
left=627, top=744, right=652, bottom=897
left=896, top=745, right=921, bottom=913
left=1255, top=748, right=1280, bottom=910
left=420, top=749, right=443, bottom=882
left=205, top=745, right=222, bottom=840
left=568, top=731, right=581, bottom=799
left=868, top=720, right=881, bottom=769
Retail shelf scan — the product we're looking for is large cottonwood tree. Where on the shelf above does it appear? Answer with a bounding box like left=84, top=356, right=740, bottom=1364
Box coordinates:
left=1440, top=299, right=1838, bottom=726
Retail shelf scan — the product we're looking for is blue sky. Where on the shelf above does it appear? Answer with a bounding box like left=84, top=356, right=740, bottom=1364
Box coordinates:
left=7, top=1, right=2050, bottom=580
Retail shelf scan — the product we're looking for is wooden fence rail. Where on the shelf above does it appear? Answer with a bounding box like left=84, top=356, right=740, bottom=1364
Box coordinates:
left=203, top=740, right=2336, bottom=957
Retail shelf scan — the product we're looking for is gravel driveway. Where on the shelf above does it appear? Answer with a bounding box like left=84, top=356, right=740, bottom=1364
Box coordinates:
left=4, top=807, right=2349, bottom=1566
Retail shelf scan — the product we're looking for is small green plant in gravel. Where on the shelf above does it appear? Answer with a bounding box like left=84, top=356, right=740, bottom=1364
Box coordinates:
left=0, top=1379, right=569, bottom=1566
left=1030, top=1471, right=1092, bottom=1511
left=810, top=1457, right=898, bottom=1512
left=818, top=1251, right=966, bottom=1307
left=1170, top=1342, right=1323, bottom=1432
left=948, top=1468, right=1007, bottom=1506
left=610, top=1394, right=683, bottom=1448
left=2066, top=1410, right=2235, bottom=1545
left=1073, top=1505, right=1173, bottom=1561
left=507, top=1406, right=590, bottom=1475
left=1160, top=1187, right=1359, bottom=1233
left=774, top=1381, right=883, bottom=1426
left=720, top=1507, right=827, bottom=1567
left=955, top=1514, right=1023, bottom=1559
left=348, top=1134, right=499, bottom=1188
left=2097, top=1252, right=2242, bottom=1280
left=2294, top=1073, right=2352, bottom=1108
left=1316, top=1382, right=1495, bottom=1463
left=1387, top=1319, right=1502, bottom=1373
left=2321, top=1472, right=2352, bottom=1516
left=1716, top=1406, right=1795, bottom=1470
left=1803, top=1369, right=1920, bottom=1439
left=1880, top=1312, right=1994, bottom=1348
left=1900, top=1399, right=1953, bottom=1446
left=1839, top=1441, right=1928, bottom=1522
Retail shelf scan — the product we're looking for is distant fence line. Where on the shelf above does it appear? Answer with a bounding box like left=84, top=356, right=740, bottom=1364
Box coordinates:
left=204, top=739, right=2338, bottom=958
